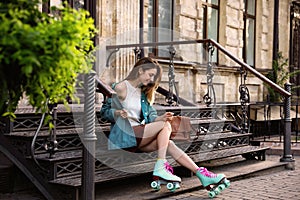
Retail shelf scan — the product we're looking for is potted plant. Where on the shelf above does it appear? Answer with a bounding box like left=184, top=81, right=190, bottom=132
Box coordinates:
left=0, top=0, right=96, bottom=119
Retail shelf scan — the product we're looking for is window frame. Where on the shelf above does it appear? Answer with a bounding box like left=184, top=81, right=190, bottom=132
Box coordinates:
left=243, top=0, right=257, bottom=68
left=202, top=0, right=220, bottom=63
left=147, top=0, right=175, bottom=58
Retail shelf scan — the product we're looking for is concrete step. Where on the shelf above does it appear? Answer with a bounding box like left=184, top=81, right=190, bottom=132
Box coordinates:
left=261, top=142, right=300, bottom=156
left=251, top=136, right=300, bottom=156
left=93, top=155, right=289, bottom=200
left=46, top=145, right=268, bottom=180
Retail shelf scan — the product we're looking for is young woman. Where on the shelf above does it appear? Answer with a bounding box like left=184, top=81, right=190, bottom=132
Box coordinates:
left=100, top=57, right=229, bottom=192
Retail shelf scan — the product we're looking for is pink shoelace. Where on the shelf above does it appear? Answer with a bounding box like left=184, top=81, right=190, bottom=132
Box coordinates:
left=164, top=162, right=174, bottom=174
left=198, top=167, right=217, bottom=178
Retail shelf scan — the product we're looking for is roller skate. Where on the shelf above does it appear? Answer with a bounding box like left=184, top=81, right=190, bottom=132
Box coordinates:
left=196, top=167, right=230, bottom=198
left=150, top=159, right=181, bottom=192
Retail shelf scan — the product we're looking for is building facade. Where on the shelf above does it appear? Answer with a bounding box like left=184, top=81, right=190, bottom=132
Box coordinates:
left=95, top=0, right=299, bottom=105
left=46, top=0, right=299, bottom=104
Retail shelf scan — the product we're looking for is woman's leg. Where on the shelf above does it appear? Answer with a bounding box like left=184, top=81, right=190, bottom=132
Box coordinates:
left=141, top=138, right=198, bottom=173
left=139, top=121, right=181, bottom=182
left=167, top=140, right=199, bottom=173
left=138, top=121, right=198, bottom=171
left=140, top=131, right=227, bottom=187
left=138, top=121, right=172, bottom=159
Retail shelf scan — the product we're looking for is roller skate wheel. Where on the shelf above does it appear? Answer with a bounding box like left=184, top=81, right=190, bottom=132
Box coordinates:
left=166, top=182, right=174, bottom=190
left=213, top=187, right=220, bottom=195
left=151, top=181, right=161, bottom=190
left=217, top=184, right=226, bottom=191
left=174, top=182, right=180, bottom=189
left=224, top=179, right=230, bottom=188
left=208, top=190, right=216, bottom=198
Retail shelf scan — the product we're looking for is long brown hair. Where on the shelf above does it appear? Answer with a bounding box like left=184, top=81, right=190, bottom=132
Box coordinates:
left=125, top=57, right=162, bottom=104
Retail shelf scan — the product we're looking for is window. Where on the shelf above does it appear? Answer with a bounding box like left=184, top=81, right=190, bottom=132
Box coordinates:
left=147, top=0, right=174, bottom=57
left=243, top=0, right=256, bottom=67
left=201, top=0, right=219, bottom=62
left=42, top=1, right=84, bottom=13
left=67, top=0, right=84, bottom=9
left=147, top=0, right=219, bottom=59
left=202, top=0, right=219, bottom=40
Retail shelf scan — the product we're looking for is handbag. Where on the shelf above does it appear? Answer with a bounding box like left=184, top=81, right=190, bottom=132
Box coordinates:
left=170, top=116, right=194, bottom=141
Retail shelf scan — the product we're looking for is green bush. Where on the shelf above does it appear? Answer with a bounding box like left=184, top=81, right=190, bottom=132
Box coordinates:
left=266, top=52, right=300, bottom=102
left=0, top=0, right=96, bottom=117
left=266, top=52, right=288, bottom=102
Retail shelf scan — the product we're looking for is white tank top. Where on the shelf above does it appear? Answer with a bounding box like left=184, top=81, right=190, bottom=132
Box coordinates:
left=121, top=80, right=142, bottom=126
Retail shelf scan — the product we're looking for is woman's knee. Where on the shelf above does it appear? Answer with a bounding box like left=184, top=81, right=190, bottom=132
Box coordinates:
left=167, top=140, right=176, bottom=150
left=163, top=121, right=172, bottom=132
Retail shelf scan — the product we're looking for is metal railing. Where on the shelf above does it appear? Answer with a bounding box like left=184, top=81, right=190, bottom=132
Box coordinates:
left=250, top=101, right=299, bottom=144
left=105, top=38, right=294, bottom=163
left=106, top=38, right=291, bottom=97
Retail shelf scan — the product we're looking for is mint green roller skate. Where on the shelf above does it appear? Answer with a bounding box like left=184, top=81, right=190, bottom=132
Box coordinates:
left=196, top=167, right=230, bottom=198
left=150, top=159, right=181, bottom=192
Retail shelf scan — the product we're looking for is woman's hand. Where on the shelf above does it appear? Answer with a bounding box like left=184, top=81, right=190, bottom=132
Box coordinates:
left=155, top=112, right=174, bottom=122
left=115, top=109, right=128, bottom=119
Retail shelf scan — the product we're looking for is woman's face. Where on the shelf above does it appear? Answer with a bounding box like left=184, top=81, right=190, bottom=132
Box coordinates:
left=139, top=68, right=157, bottom=86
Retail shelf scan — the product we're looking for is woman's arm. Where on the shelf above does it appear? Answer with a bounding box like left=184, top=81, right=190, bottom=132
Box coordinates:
left=114, top=81, right=127, bottom=101
left=154, top=112, right=174, bottom=122
left=100, top=81, right=128, bottom=122
left=100, top=98, right=116, bottom=122
left=146, top=104, right=173, bottom=123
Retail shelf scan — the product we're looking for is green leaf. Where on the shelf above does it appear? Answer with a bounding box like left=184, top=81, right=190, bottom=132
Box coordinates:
left=0, top=1, right=96, bottom=116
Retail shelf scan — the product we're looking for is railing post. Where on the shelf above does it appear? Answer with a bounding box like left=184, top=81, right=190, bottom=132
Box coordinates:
left=280, top=83, right=295, bottom=169
left=81, top=72, right=96, bottom=200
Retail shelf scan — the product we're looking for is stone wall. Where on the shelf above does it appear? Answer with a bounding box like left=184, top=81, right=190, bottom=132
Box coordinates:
left=96, top=0, right=292, bottom=104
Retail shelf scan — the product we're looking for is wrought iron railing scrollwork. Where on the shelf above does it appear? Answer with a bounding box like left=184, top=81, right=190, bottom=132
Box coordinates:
left=30, top=111, right=48, bottom=173
left=203, top=43, right=216, bottom=107
left=133, top=47, right=143, bottom=61
left=106, top=48, right=120, bottom=67
left=166, top=45, right=180, bottom=106
left=44, top=103, right=58, bottom=158
left=30, top=102, right=58, bottom=173
left=239, top=67, right=250, bottom=133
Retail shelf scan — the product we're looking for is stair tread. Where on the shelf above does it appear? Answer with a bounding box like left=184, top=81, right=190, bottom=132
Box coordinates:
left=191, top=131, right=252, bottom=140
left=6, top=118, right=233, bottom=136
left=13, top=104, right=102, bottom=114
left=188, top=145, right=270, bottom=163
left=34, top=131, right=252, bottom=162
left=49, top=145, right=269, bottom=187
left=190, top=118, right=234, bottom=124
left=5, top=126, right=110, bottom=137
left=5, top=118, right=232, bottom=136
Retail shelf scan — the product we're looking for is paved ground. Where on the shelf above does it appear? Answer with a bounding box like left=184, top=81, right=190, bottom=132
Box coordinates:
left=0, top=155, right=299, bottom=200
left=93, top=155, right=298, bottom=200
left=159, top=155, right=299, bottom=200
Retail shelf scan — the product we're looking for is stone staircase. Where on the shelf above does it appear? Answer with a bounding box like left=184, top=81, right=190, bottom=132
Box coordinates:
left=0, top=100, right=270, bottom=199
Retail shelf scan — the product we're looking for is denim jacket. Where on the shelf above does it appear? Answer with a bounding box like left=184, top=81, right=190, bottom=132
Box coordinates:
left=100, top=92, right=158, bottom=150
